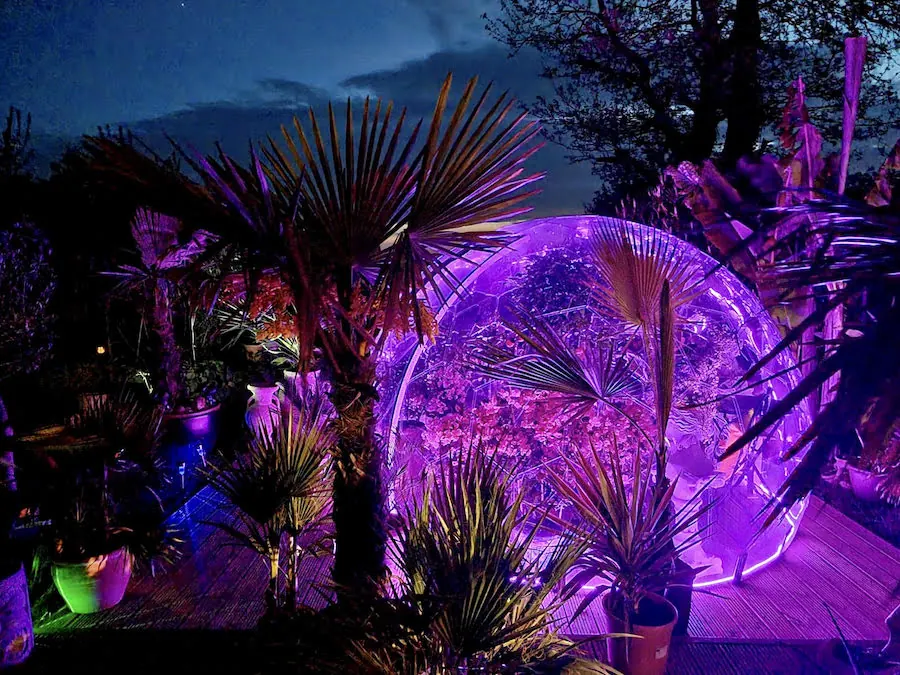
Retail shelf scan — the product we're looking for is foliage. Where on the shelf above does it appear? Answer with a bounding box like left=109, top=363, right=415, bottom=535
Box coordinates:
left=0, top=222, right=56, bottom=379
left=173, top=358, right=233, bottom=414
left=107, top=208, right=218, bottom=408
left=487, top=0, right=900, bottom=204
left=20, top=392, right=180, bottom=566
left=203, top=393, right=333, bottom=613
left=86, top=72, right=544, bottom=596
left=473, top=307, right=640, bottom=423
left=553, top=436, right=711, bottom=624
left=671, top=74, right=900, bottom=513
left=344, top=447, right=618, bottom=673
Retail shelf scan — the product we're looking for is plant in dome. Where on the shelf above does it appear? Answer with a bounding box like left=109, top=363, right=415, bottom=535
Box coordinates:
left=472, top=222, right=718, bottom=644
left=85, top=73, right=544, bottom=598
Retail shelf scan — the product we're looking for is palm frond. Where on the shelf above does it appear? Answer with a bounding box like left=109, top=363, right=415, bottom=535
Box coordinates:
left=391, top=443, right=588, bottom=669
left=470, top=305, right=641, bottom=426
left=588, top=218, right=700, bottom=329
left=262, top=74, right=543, bottom=344
left=203, top=393, right=333, bottom=549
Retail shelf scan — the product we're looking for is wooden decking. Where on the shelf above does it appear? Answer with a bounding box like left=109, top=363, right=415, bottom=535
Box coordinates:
left=36, top=487, right=900, bottom=643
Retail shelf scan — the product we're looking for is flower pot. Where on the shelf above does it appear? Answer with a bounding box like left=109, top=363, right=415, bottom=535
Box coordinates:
left=51, top=547, right=132, bottom=614
left=161, top=404, right=222, bottom=499
left=848, top=464, right=886, bottom=503
left=0, top=565, right=33, bottom=668
left=246, top=384, right=280, bottom=437
left=601, top=591, right=678, bottom=675
left=664, top=559, right=698, bottom=637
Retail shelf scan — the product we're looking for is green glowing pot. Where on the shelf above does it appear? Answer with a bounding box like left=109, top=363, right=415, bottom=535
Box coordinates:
left=51, top=547, right=132, bottom=614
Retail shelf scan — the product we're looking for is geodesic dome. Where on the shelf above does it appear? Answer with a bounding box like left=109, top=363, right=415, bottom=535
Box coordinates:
left=381, top=215, right=811, bottom=587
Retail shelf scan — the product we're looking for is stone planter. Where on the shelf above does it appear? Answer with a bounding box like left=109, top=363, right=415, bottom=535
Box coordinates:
left=51, top=547, right=132, bottom=614
left=848, top=464, right=886, bottom=503
left=246, top=384, right=280, bottom=438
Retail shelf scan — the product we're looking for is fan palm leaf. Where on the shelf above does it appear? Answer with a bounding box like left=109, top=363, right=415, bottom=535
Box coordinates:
left=203, top=394, right=333, bottom=607
left=261, top=74, right=543, bottom=342
left=588, top=218, right=700, bottom=329
left=392, top=445, right=597, bottom=670
left=470, top=306, right=644, bottom=440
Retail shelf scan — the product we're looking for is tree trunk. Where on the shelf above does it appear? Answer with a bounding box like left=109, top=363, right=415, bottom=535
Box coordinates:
left=286, top=534, right=298, bottom=609
left=266, top=549, right=280, bottom=615
left=722, top=0, right=762, bottom=166
left=150, top=277, right=180, bottom=407
left=328, top=349, right=385, bottom=598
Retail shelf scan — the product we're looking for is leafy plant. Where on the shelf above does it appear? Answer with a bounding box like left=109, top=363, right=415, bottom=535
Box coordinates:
left=87, top=72, right=544, bottom=597
left=107, top=208, right=215, bottom=407
left=203, top=392, right=333, bottom=614
left=669, top=56, right=900, bottom=513
left=471, top=305, right=642, bottom=430
left=22, top=392, right=179, bottom=567
left=553, top=437, right=712, bottom=626
left=347, top=446, right=618, bottom=673
left=173, top=358, right=232, bottom=415
left=0, top=222, right=56, bottom=379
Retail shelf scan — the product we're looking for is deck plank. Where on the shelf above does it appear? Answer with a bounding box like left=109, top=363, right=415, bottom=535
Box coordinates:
left=34, top=487, right=900, bottom=644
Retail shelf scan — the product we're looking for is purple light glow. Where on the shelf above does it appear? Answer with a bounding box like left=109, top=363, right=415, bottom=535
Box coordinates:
left=381, top=216, right=811, bottom=586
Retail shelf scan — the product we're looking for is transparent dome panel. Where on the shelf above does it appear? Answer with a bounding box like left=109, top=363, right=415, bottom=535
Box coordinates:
left=387, top=215, right=811, bottom=586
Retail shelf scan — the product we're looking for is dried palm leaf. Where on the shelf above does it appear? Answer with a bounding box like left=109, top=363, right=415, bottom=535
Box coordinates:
left=588, top=218, right=699, bottom=329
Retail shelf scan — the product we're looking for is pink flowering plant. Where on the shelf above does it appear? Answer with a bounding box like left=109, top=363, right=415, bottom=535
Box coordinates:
left=397, top=226, right=754, bottom=514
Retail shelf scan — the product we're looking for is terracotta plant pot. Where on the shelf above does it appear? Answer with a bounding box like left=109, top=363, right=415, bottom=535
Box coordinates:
left=0, top=565, right=33, bottom=668
left=602, top=591, right=678, bottom=675
left=848, top=464, right=886, bottom=503
left=51, top=547, right=132, bottom=614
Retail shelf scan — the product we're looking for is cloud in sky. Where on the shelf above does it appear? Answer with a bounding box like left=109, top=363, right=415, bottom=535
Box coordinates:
left=115, top=44, right=595, bottom=217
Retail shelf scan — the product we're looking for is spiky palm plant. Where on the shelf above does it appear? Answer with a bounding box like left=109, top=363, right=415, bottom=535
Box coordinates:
left=371, top=446, right=617, bottom=674
left=86, top=73, right=543, bottom=597
left=106, top=208, right=215, bottom=404
left=668, top=63, right=900, bottom=516
left=553, top=436, right=713, bottom=626
left=715, top=193, right=900, bottom=517
left=203, top=394, right=332, bottom=613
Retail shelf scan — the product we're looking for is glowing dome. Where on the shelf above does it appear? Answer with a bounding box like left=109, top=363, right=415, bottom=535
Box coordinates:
left=384, top=215, right=811, bottom=587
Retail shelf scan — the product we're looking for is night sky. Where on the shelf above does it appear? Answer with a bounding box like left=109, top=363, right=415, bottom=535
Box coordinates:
left=1, top=0, right=597, bottom=215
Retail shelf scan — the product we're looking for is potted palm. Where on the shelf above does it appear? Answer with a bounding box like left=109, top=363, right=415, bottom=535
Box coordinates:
left=203, top=391, right=332, bottom=616
left=87, top=73, right=543, bottom=598
left=23, top=394, right=180, bottom=614
left=554, top=439, right=712, bottom=675
left=108, top=209, right=228, bottom=490
left=341, top=446, right=618, bottom=673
